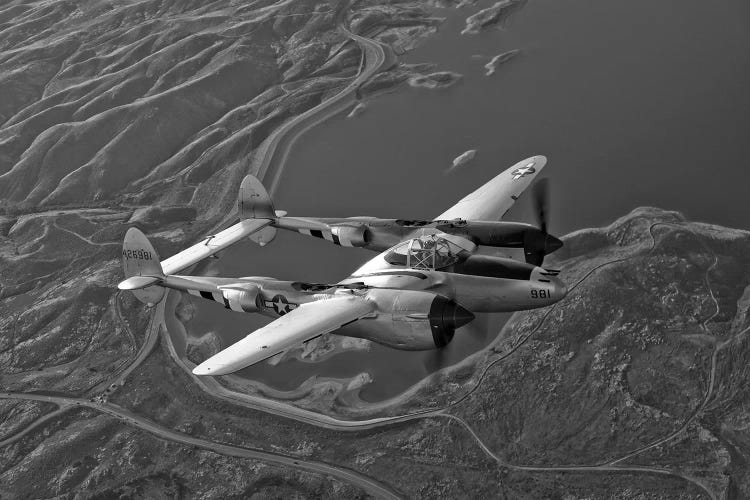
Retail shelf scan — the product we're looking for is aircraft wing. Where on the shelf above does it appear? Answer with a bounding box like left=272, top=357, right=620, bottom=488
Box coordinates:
left=192, top=295, right=375, bottom=375
left=435, top=155, right=546, bottom=221
left=161, top=219, right=271, bottom=275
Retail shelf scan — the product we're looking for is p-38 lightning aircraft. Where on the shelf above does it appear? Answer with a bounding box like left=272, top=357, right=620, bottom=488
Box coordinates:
left=118, top=156, right=567, bottom=376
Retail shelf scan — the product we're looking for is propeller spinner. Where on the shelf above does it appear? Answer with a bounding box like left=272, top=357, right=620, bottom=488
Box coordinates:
left=524, top=178, right=563, bottom=266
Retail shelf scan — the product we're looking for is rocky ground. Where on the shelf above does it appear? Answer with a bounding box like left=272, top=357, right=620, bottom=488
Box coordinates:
left=1, top=0, right=749, bottom=498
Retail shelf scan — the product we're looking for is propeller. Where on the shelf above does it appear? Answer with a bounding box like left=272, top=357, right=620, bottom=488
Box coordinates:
left=533, top=177, right=549, bottom=235
left=524, top=178, right=563, bottom=266
left=423, top=343, right=451, bottom=373
left=422, top=312, right=491, bottom=373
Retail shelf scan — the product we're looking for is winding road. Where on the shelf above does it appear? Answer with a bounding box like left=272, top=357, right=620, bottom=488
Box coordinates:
left=0, top=391, right=401, bottom=500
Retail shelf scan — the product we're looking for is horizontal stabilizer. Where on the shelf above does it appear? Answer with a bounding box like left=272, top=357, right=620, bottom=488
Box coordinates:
left=161, top=219, right=272, bottom=275
left=117, top=275, right=162, bottom=290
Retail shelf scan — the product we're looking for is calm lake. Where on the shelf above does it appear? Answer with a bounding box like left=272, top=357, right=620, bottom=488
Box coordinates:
left=186, top=0, right=750, bottom=402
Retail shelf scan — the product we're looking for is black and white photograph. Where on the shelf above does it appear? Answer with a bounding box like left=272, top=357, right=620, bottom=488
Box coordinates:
left=1, top=0, right=749, bottom=498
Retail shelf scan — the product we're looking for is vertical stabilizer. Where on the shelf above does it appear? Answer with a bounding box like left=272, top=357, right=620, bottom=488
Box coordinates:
left=239, top=175, right=276, bottom=219
left=121, top=227, right=166, bottom=305
left=239, top=175, right=277, bottom=246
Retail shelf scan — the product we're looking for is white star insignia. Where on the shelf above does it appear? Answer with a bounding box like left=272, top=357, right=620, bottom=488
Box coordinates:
left=511, top=163, right=536, bottom=180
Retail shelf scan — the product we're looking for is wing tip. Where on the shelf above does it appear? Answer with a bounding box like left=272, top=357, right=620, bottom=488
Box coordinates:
left=530, top=154, right=547, bottom=166
left=193, top=361, right=227, bottom=376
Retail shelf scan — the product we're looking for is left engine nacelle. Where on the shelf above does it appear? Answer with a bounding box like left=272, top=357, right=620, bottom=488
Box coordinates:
left=220, top=285, right=261, bottom=313
left=330, top=225, right=370, bottom=247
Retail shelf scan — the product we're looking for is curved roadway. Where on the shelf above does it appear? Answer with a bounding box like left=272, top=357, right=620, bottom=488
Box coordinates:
left=0, top=391, right=400, bottom=500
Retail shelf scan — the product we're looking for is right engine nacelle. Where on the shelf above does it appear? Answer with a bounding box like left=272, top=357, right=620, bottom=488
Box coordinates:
left=358, top=290, right=474, bottom=350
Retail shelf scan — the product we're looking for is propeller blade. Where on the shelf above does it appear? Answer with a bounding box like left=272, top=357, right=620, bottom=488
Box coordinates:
left=523, top=177, right=564, bottom=266
left=532, top=177, right=549, bottom=234
left=523, top=228, right=546, bottom=266
left=423, top=345, right=450, bottom=373
left=422, top=310, right=489, bottom=373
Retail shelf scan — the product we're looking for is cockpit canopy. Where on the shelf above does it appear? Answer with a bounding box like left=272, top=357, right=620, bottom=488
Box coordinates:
left=384, top=234, right=477, bottom=270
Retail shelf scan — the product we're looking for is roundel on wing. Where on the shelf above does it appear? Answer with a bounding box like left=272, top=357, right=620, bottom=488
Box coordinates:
left=264, top=294, right=297, bottom=315
left=511, top=163, right=536, bottom=180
